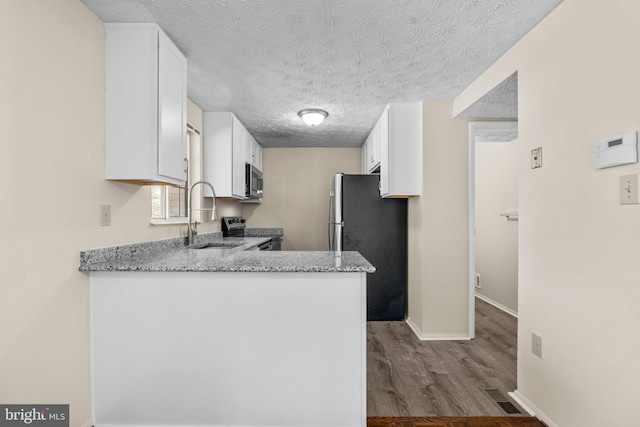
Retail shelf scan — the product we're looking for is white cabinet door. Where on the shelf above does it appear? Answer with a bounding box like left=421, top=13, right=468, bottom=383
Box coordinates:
left=254, top=143, right=263, bottom=171
left=362, top=134, right=370, bottom=174
left=244, top=129, right=254, bottom=166
left=157, top=30, right=187, bottom=182
left=203, top=113, right=230, bottom=198
left=370, top=120, right=381, bottom=173
left=362, top=117, right=383, bottom=174
left=380, top=103, right=422, bottom=198
left=232, top=117, right=246, bottom=198
left=379, top=107, right=390, bottom=195
left=361, top=137, right=368, bottom=174
left=105, top=24, right=187, bottom=186
left=243, top=132, right=263, bottom=171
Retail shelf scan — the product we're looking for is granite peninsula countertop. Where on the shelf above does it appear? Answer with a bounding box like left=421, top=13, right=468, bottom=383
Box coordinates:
left=79, top=232, right=374, bottom=273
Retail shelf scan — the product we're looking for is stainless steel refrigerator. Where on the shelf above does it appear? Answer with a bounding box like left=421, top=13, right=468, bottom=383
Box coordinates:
left=329, top=173, right=407, bottom=321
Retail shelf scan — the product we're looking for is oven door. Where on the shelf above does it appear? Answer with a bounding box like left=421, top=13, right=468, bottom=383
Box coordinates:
left=258, top=239, right=273, bottom=251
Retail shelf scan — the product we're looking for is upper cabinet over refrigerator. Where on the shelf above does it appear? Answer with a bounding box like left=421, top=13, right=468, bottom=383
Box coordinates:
left=380, top=103, right=422, bottom=198
left=361, top=103, right=422, bottom=198
left=104, top=24, right=188, bottom=186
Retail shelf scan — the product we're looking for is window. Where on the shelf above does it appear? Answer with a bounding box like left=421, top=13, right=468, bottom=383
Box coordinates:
left=151, top=125, right=199, bottom=224
left=151, top=185, right=187, bottom=220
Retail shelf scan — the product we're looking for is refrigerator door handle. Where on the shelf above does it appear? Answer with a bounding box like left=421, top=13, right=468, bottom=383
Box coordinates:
left=328, top=189, right=345, bottom=251
left=332, top=222, right=343, bottom=254
left=328, top=173, right=344, bottom=252
left=328, top=190, right=335, bottom=250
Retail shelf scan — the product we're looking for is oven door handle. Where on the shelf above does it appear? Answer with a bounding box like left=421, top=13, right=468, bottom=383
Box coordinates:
left=258, top=239, right=273, bottom=251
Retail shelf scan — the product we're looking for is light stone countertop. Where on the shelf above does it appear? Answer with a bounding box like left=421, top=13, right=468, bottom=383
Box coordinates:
left=244, top=227, right=284, bottom=237
left=79, top=233, right=374, bottom=273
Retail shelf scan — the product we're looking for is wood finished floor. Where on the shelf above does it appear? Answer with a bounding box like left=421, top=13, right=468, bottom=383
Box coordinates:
left=367, top=416, right=546, bottom=427
left=367, top=298, right=519, bottom=417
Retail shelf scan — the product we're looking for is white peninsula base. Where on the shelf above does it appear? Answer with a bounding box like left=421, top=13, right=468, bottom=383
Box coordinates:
left=89, top=271, right=367, bottom=427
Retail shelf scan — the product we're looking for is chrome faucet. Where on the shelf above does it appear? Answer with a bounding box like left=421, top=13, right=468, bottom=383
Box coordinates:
left=187, top=180, right=216, bottom=246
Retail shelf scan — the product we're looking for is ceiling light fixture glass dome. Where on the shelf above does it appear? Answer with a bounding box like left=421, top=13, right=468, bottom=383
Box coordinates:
left=298, top=109, right=328, bottom=126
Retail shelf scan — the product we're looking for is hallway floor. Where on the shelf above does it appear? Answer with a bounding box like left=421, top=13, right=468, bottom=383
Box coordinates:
left=367, top=298, right=519, bottom=416
left=366, top=416, right=545, bottom=426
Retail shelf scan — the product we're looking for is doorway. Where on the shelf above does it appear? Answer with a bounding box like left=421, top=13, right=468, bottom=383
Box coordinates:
left=468, top=121, right=519, bottom=337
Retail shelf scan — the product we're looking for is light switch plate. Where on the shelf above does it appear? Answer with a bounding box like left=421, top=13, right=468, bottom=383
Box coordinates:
left=531, top=147, right=542, bottom=169
left=620, top=174, right=639, bottom=205
left=100, top=204, right=111, bottom=226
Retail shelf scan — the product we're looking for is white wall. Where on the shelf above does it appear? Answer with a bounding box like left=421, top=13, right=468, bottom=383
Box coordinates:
left=455, top=0, right=640, bottom=425
left=407, top=100, right=470, bottom=339
left=475, top=140, right=518, bottom=313
left=0, top=2, right=223, bottom=425
left=242, top=147, right=361, bottom=250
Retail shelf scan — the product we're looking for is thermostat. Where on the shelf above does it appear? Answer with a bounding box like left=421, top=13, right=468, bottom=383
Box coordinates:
left=594, top=131, right=637, bottom=169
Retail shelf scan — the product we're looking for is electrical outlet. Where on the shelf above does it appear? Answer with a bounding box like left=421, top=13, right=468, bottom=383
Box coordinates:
left=531, top=147, right=543, bottom=169
left=620, top=174, right=639, bottom=205
left=532, top=333, right=542, bottom=358
left=100, top=204, right=111, bottom=226
left=475, top=273, right=481, bottom=289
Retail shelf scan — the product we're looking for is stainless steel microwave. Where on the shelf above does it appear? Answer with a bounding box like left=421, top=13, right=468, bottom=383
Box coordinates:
left=245, top=163, right=263, bottom=199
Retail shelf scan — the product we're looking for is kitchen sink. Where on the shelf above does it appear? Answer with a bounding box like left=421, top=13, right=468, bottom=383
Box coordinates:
left=187, top=241, right=244, bottom=249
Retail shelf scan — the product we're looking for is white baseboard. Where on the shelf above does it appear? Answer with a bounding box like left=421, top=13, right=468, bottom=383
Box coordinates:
left=405, top=317, right=471, bottom=341
left=475, top=293, right=518, bottom=318
left=405, top=316, right=424, bottom=338
left=509, top=390, right=560, bottom=427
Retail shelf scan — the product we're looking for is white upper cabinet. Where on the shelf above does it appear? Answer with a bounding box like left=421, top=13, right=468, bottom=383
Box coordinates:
left=244, top=132, right=263, bottom=171
left=254, top=143, right=263, bottom=171
left=203, top=112, right=261, bottom=199
left=104, top=24, right=187, bottom=186
left=361, top=136, right=369, bottom=174
left=369, top=120, right=382, bottom=173
left=365, top=103, right=422, bottom=198
left=231, top=117, right=246, bottom=198
left=361, top=132, right=377, bottom=174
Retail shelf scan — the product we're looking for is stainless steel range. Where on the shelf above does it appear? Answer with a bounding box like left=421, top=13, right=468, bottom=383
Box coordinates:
left=221, top=216, right=247, bottom=237
left=221, top=217, right=277, bottom=251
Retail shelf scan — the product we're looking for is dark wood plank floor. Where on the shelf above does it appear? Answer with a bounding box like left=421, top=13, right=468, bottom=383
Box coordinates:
left=367, top=298, right=519, bottom=417
left=367, top=416, right=546, bottom=427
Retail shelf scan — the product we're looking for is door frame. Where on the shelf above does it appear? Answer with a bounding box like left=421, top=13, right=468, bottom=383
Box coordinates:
left=468, top=121, right=519, bottom=339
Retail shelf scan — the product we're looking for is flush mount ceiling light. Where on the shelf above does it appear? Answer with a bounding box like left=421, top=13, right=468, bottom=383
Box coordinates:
left=298, top=109, right=328, bottom=127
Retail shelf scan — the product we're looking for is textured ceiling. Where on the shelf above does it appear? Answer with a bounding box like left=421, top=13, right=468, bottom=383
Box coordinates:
left=457, top=72, right=518, bottom=119
left=81, top=0, right=562, bottom=147
left=475, top=128, right=519, bottom=142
